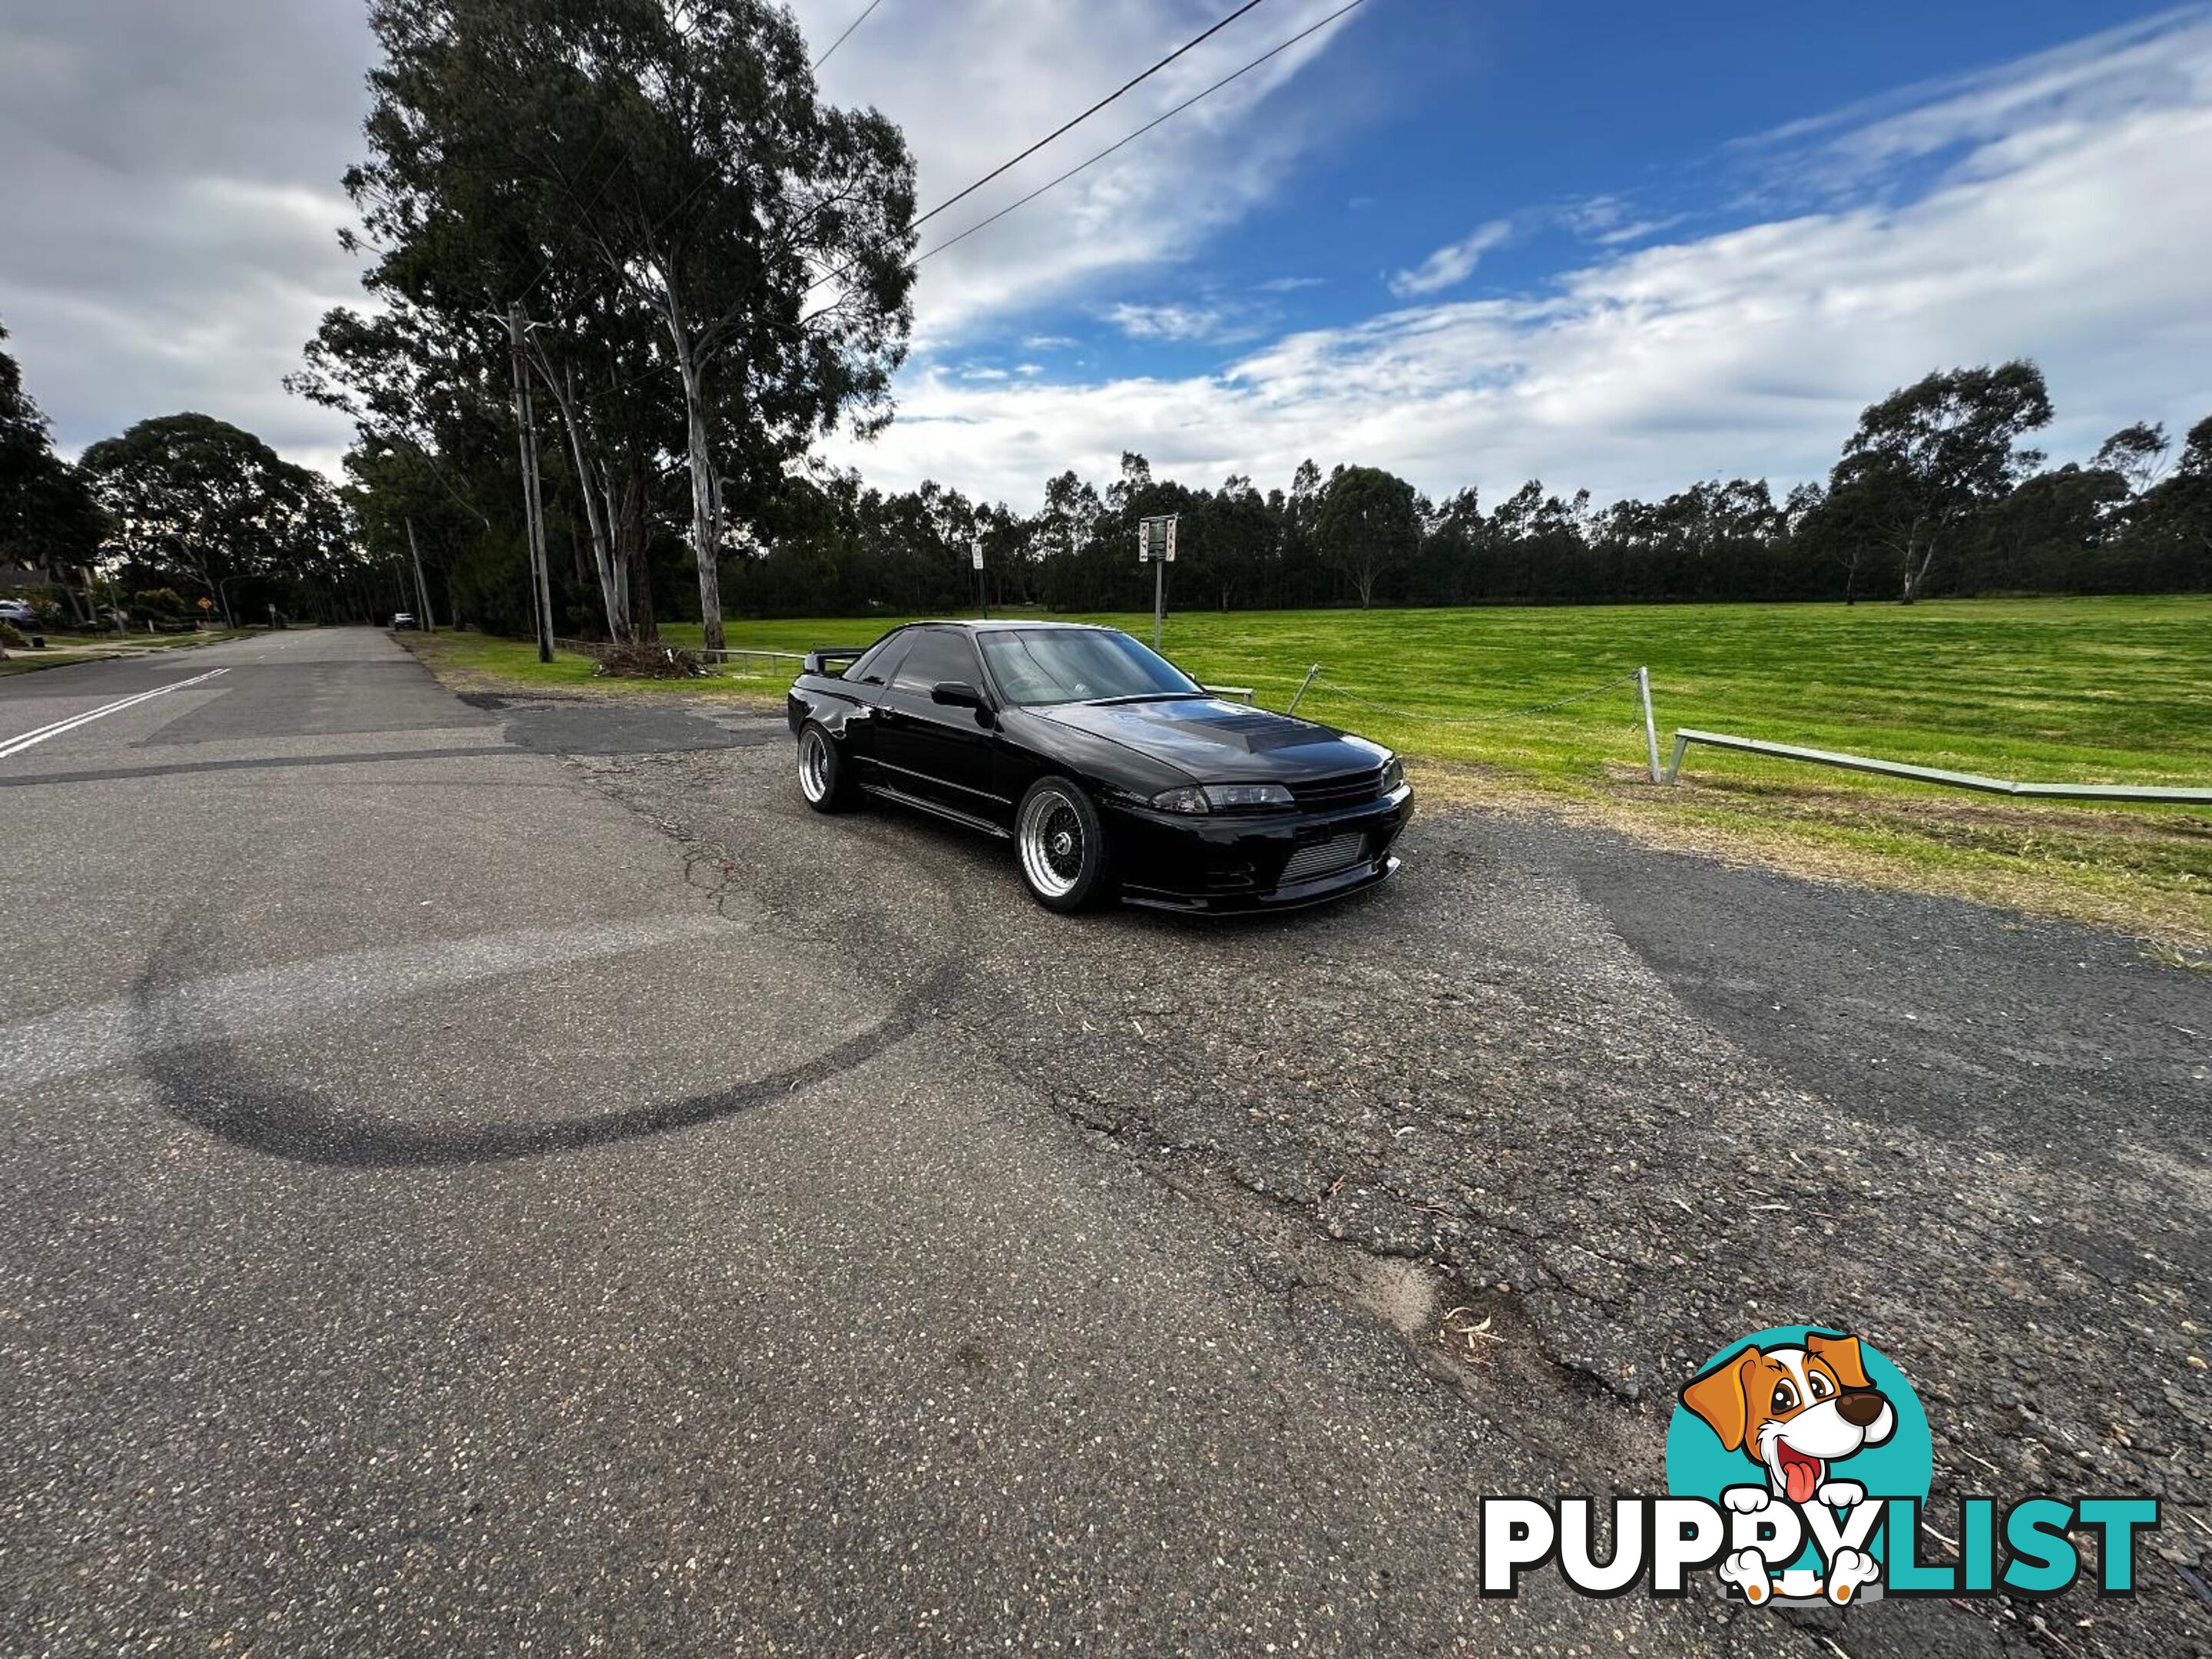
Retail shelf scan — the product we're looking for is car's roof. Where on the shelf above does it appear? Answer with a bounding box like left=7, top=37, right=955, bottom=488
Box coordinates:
left=899, top=619, right=1111, bottom=634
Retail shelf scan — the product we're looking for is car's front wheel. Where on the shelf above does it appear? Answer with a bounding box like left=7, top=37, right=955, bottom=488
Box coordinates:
left=796, top=721, right=858, bottom=813
left=1015, top=777, right=1114, bottom=912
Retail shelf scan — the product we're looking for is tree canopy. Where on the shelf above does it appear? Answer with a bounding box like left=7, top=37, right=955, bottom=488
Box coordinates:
left=0, top=323, right=105, bottom=586
left=316, top=0, right=919, bottom=648
left=80, top=413, right=349, bottom=626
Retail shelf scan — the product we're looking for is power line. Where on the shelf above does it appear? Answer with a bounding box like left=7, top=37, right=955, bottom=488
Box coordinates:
left=814, top=0, right=887, bottom=70
left=909, top=0, right=1273, bottom=233
left=913, top=0, right=1366, bottom=269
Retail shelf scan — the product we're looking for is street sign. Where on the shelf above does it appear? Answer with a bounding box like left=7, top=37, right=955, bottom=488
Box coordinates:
left=972, top=541, right=984, bottom=571
left=1138, top=515, right=1179, bottom=565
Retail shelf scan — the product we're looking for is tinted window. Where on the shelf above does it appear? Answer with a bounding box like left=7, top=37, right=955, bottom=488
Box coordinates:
left=977, top=629, right=1201, bottom=706
left=889, top=629, right=982, bottom=696
left=846, top=631, right=910, bottom=685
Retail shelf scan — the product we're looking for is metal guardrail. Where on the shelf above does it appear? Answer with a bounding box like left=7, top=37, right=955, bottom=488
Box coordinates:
left=1664, top=727, right=2212, bottom=804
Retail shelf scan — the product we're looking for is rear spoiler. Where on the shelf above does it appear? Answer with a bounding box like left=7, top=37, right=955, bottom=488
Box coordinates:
left=803, top=647, right=869, bottom=676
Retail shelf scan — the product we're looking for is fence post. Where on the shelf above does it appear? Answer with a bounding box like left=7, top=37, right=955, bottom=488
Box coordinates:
left=1286, top=663, right=1321, bottom=717
left=1637, top=667, right=1662, bottom=783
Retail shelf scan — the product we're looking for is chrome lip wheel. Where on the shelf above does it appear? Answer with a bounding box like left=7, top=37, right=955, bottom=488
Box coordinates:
left=1018, top=788, right=1085, bottom=899
left=797, top=728, right=831, bottom=803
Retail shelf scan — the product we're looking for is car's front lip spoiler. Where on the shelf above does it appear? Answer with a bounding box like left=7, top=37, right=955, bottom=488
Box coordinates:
left=1118, top=855, right=1400, bottom=916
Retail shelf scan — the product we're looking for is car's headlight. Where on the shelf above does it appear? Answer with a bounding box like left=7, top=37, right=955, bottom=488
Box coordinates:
left=1151, top=785, right=1210, bottom=814
left=1204, top=782, right=1295, bottom=811
left=1382, top=756, right=1405, bottom=792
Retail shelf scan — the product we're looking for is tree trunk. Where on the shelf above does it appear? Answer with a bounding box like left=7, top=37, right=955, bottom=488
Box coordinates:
left=665, top=308, right=725, bottom=655
left=608, top=455, right=657, bottom=643
left=545, top=374, right=627, bottom=641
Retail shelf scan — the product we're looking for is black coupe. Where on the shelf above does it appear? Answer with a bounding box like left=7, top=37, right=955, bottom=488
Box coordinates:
left=784, top=621, right=1412, bottom=913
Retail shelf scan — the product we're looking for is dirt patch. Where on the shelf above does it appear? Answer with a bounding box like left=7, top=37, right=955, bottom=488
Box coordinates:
left=1411, top=760, right=2212, bottom=947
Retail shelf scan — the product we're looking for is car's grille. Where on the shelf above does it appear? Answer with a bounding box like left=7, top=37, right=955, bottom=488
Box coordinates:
left=1280, top=833, right=1369, bottom=885
left=1288, top=767, right=1387, bottom=811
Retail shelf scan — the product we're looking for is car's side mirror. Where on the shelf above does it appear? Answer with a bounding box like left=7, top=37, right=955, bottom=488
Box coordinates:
left=930, top=680, right=987, bottom=710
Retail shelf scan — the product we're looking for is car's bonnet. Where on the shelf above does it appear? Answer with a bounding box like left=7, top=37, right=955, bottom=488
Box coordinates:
left=1034, top=697, right=1388, bottom=783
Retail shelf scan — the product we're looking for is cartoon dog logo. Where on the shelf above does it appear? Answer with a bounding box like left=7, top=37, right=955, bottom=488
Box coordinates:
left=1679, top=1330, right=1897, bottom=1604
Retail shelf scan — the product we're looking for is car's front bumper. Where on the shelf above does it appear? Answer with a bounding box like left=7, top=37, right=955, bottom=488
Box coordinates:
left=1104, top=784, right=1413, bottom=914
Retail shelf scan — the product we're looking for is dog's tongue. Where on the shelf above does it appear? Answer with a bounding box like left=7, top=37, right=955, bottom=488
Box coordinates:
left=1782, top=1452, right=1820, bottom=1505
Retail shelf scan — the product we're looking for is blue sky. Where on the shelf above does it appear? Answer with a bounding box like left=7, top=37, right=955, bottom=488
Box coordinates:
left=2, top=0, right=2207, bottom=511
left=947, top=0, right=2153, bottom=377
left=801, top=0, right=2212, bottom=507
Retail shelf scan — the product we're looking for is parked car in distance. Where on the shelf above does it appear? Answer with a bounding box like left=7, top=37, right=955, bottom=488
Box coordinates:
left=390, top=611, right=418, bottom=630
left=786, top=621, right=1412, bottom=913
left=0, top=598, right=38, bottom=626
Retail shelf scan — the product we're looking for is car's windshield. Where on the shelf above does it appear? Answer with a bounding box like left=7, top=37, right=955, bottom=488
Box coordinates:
left=979, top=629, right=1203, bottom=707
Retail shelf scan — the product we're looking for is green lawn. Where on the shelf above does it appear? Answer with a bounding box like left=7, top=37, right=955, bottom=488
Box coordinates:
left=0, top=651, right=110, bottom=676
left=403, top=629, right=799, bottom=698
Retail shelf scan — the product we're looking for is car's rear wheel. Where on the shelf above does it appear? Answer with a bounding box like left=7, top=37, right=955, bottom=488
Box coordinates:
left=1015, top=777, right=1114, bottom=912
left=796, top=721, right=857, bottom=813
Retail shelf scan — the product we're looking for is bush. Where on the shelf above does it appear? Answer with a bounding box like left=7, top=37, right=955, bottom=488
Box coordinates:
left=0, top=621, right=25, bottom=648
left=594, top=641, right=710, bottom=680
left=132, top=587, right=189, bottom=621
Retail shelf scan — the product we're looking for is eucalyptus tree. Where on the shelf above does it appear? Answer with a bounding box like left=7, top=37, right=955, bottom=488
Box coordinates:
left=1316, top=465, right=1421, bottom=609
left=80, top=414, right=345, bottom=626
left=345, top=0, right=917, bottom=652
left=1833, top=360, right=2054, bottom=603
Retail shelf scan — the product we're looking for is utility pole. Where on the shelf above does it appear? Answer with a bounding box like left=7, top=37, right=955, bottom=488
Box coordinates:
left=405, top=516, right=435, bottom=630
left=499, top=302, right=555, bottom=663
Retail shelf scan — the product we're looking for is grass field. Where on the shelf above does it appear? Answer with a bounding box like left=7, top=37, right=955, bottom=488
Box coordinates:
left=415, top=596, right=2212, bottom=944
left=0, top=629, right=250, bottom=675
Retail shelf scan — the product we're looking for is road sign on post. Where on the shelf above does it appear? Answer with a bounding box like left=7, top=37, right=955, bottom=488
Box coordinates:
left=1137, top=514, right=1179, bottom=651
left=972, top=538, right=989, bottom=619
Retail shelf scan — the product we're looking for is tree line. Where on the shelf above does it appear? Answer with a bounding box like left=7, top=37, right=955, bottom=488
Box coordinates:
left=1, top=323, right=388, bottom=629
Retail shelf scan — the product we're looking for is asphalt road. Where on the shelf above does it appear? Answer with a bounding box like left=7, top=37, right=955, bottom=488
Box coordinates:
left=1, top=628, right=2204, bottom=1657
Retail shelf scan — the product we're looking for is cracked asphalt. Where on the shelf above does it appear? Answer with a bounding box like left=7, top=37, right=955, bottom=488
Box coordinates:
left=2, top=628, right=2206, bottom=1657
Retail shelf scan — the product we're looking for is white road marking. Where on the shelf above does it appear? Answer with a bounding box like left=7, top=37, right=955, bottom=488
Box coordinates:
left=0, top=914, right=736, bottom=1088
left=0, top=667, right=230, bottom=760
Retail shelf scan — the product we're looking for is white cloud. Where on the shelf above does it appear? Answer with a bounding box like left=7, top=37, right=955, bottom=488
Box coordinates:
left=1101, top=301, right=1228, bottom=342
left=796, top=0, right=1375, bottom=340
left=0, top=0, right=371, bottom=465
left=0, top=0, right=1375, bottom=472
left=836, top=12, right=2212, bottom=510
left=1558, top=195, right=1681, bottom=247
left=1387, top=219, right=1514, bottom=298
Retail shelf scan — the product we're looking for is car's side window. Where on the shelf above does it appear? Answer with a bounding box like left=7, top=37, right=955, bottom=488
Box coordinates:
left=889, top=630, right=981, bottom=698
left=849, top=634, right=909, bottom=686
